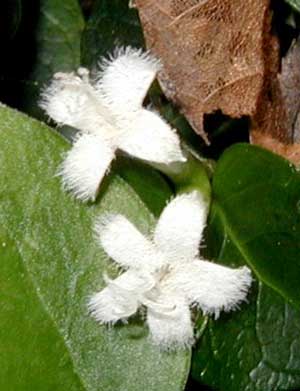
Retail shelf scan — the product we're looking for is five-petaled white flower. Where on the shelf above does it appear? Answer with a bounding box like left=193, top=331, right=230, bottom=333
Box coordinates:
left=88, top=192, right=252, bottom=350
left=40, top=47, right=185, bottom=202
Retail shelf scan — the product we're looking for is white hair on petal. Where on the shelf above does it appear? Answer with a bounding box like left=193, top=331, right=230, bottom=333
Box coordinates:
left=147, top=296, right=194, bottom=351
left=154, top=191, right=208, bottom=263
left=167, top=261, right=252, bottom=319
left=97, top=46, right=161, bottom=84
left=94, top=213, right=162, bottom=271
left=89, top=192, right=252, bottom=350
left=88, top=282, right=138, bottom=324
left=96, top=46, right=162, bottom=112
left=40, top=47, right=185, bottom=201
left=58, top=133, right=114, bottom=202
left=40, top=71, right=90, bottom=127
left=88, top=270, right=155, bottom=324
left=40, top=69, right=117, bottom=138
left=117, top=108, right=186, bottom=164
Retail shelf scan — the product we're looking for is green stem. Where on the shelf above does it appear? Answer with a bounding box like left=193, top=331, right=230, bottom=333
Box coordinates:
left=152, top=144, right=214, bottom=203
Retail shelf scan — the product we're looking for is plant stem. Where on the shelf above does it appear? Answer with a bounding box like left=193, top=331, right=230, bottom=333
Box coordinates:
left=152, top=144, right=213, bottom=203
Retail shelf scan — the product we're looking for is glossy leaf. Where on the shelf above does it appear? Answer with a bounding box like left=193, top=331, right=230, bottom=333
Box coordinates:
left=192, top=204, right=300, bottom=390
left=0, top=104, right=190, bottom=391
left=212, top=144, right=300, bottom=307
left=191, top=144, right=300, bottom=390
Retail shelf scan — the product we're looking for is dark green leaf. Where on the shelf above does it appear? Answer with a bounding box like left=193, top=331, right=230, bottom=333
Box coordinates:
left=81, top=0, right=144, bottom=68
left=114, top=156, right=173, bottom=217
left=285, top=0, right=300, bottom=13
left=22, top=0, right=84, bottom=117
left=0, top=104, right=190, bottom=391
left=192, top=206, right=300, bottom=390
left=191, top=144, right=300, bottom=390
left=212, top=144, right=300, bottom=307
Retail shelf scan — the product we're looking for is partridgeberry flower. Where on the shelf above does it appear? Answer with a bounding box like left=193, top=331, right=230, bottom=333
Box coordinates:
left=88, top=192, right=252, bottom=350
left=40, top=47, right=185, bottom=201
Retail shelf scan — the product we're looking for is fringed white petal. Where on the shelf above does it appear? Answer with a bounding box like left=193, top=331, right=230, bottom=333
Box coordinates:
left=154, top=192, right=208, bottom=263
left=40, top=69, right=118, bottom=137
left=40, top=69, right=93, bottom=127
left=147, top=296, right=194, bottom=350
left=59, top=133, right=114, bottom=202
left=168, top=260, right=252, bottom=319
left=117, top=108, right=185, bottom=164
left=88, top=270, right=151, bottom=324
left=96, top=47, right=161, bottom=112
left=95, top=214, right=164, bottom=270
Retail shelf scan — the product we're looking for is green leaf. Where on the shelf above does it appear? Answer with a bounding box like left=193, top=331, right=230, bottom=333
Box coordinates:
left=285, top=0, right=300, bottom=13
left=81, top=0, right=144, bottom=68
left=0, top=104, right=190, bottom=391
left=114, top=156, right=173, bottom=217
left=22, top=0, right=84, bottom=117
left=0, top=228, right=85, bottom=391
left=211, top=144, right=300, bottom=307
left=191, top=143, right=300, bottom=390
left=192, top=207, right=300, bottom=391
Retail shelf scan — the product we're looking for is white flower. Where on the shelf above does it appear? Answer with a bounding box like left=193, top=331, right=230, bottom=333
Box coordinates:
left=88, top=192, right=252, bottom=350
left=40, top=47, right=185, bottom=201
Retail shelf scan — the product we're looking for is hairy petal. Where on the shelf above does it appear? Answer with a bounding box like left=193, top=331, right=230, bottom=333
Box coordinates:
left=154, top=192, right=208, bottom=263
left=147, top=296, right=194, bottom=350
left=40, top=69, right=94, bottom=128
left=59, top=133, right=114, bottom=202
left=167, top=260, right=252, bottom=318
left=117, top=109, right=185, bottom=164
left=96, top=47, right=161, bottom=112
left=40, top=69, right=117, bottom=138
left=95, top=214, right=164, bottom=270
left=88, top=270, right=152, bottom=323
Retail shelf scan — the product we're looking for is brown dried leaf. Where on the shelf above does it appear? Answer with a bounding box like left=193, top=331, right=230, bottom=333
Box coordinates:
left=251, top=131, right=300, bottom=166
left=134, top=0, right=270, bottom=143
left=251, top=36, right=300, bottom=165
left=135, top=0, right=300, bottom=165
left=279, top=37, right=300, bottom=143
left=251, top=32, right=288, bottom=143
